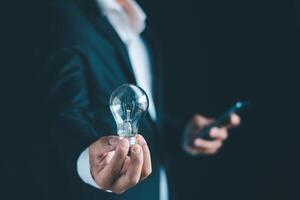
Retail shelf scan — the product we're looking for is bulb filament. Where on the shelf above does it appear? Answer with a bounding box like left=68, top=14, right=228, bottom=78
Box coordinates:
left=123, top=109, right=133, bottom=136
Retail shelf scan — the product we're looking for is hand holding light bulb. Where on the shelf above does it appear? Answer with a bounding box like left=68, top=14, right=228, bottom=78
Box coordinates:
left=87, top=84, right=151, bottom=194
left=89, top=134, right=152, bottom=194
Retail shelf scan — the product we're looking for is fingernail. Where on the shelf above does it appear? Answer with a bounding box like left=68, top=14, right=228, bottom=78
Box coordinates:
left=210, top=127, right=218, bottom=136
left=132, top=145, right=141, bottom=153
left=232, top=114, right=240, bottom=125
left=108, top=137, right=116, bottom=146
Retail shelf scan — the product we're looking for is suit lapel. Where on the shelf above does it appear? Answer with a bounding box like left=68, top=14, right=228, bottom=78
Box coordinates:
left=82, top=0, right=136, bottom=84
left=97, top=18, right=136, bottom=83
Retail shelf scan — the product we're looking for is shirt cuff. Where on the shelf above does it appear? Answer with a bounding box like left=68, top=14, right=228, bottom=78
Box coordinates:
left=77, top=148, right=100, bottom=188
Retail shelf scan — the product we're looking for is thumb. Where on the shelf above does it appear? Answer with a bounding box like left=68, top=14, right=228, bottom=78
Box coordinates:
left=90, top=136, right=120, bottom=156
left=222, top=113, right=241, bottom=129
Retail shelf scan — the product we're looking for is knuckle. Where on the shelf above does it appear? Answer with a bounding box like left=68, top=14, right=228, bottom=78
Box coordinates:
left=193, top=115, right=202, bottom=124
left=97, top=181, right=111, bottom=191
left=206, top=148, right=218, bottom=155
left=147, top=167, right=152, bottom=175
left=112, top=188, right=125, bottom=195
left=143, top=168, right=152, bottom=177
left=128, top=177, right=139, bottom=186
left=136, top=134, right=144, bottom=141
left=137, top=135, right=147, bottom=145
left=213, top=142, right=221, bottom=150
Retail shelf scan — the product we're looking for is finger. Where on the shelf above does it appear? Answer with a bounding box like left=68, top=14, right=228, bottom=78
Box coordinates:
left=89, top=136, right=120, bottom=174
left=120, top=156, right=130, bottom=175
left=193, top=138, right=222, bottom=150
left=90, top=136, right=120, bottom=157
left=112, top=144, right=143, bottom=194
left=230, top=113, right=241, bottom=126
left=185, top=144, right=219, bottom=155
left=223, top=113, right=241, bottom=129
left=97, top=139, right=129, bottom=189
left=136, top=134, right=152, bottom=180
left=192, top=115, right=214, bottom=130
left=209, top=127, right=228, bottom=140
left=197, top=147, right=220, bottom=155
left=93, top=150, right=115, bottom=174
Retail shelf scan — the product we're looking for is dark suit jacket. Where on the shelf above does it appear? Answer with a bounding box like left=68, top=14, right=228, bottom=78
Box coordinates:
left=38, top=0, right=182, bottom=199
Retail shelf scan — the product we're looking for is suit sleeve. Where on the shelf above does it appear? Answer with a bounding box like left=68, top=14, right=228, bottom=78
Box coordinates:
left=42, top=47, right=99, bottom=179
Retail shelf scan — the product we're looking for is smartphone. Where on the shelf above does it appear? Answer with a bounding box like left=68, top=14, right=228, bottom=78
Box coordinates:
left=198, top=101, right=250, bottom=140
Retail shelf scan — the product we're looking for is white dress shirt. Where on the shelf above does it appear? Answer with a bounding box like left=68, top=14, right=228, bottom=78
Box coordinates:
left=77, top=0, right=168, bottom=200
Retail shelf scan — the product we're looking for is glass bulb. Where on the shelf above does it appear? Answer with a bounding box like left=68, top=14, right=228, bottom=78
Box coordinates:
left=109, top=84, right=149, bottom=145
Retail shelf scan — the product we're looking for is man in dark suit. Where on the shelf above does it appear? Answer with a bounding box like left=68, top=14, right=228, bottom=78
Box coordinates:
left=39, top=0, right=240, bottom=199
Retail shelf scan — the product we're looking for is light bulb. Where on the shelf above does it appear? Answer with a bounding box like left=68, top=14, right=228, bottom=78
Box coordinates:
left=109, top=84, right=149, bottom=145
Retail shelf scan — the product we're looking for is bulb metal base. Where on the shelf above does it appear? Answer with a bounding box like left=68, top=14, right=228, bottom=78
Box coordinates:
left=120, top=136, right=136, bottom=146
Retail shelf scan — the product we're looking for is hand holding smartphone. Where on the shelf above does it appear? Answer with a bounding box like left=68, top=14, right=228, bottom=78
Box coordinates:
left=198, top=101, right=250, bottom=140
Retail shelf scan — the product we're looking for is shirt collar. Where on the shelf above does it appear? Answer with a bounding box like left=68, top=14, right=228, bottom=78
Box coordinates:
left=96, top=0, right=123, bottom=14
left=96, top=0, right=147, bottom=35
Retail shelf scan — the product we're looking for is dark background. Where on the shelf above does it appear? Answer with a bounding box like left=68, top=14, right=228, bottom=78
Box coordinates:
left=1, top=0, right=299, bottom=199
